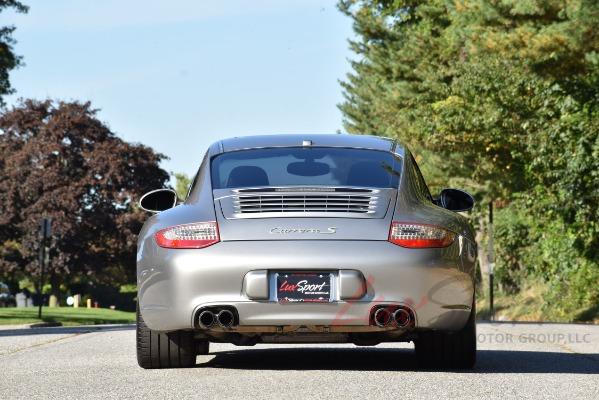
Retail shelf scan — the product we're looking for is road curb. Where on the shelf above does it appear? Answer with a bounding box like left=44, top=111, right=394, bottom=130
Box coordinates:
left=28, top=322, right=63, bottom=328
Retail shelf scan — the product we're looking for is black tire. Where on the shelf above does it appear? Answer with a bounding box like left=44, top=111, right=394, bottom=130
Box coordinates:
left=414, top=304, right=476, bottom=369
left=136, top=305, right=200, bottom=369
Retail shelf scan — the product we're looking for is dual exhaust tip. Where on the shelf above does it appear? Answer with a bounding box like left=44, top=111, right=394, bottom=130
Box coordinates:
left=373, top=307, right=413, bottom=329
left=200, top=306, right=411, bottom=330
left=198, top=309, right=236, bottom=329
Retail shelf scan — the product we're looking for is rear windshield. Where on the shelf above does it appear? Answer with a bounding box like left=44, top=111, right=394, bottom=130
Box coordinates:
left=211, top=147, right=401, bottom=189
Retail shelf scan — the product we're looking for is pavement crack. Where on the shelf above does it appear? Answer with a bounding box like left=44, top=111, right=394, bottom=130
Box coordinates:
left=0, top=333, right=84, bottom=357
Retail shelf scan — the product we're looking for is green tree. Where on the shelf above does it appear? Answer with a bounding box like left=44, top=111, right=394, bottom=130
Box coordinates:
left=173, top=172, right=191, bottom=200
left=339, top=0, right=599, bottom=318
left=0, top=1, right=28, bottom=107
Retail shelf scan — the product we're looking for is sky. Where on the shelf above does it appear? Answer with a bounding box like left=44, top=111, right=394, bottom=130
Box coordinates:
left=3, top=0, right=355, bottom=179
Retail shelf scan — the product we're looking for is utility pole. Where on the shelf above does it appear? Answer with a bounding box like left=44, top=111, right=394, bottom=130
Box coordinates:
left=487, top=202, right=494, bottom=321
left=37, top=218, right=52, bottom=319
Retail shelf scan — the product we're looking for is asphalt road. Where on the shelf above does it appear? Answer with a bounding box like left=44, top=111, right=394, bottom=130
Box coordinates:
left=1, top=322, right=598, bottom=400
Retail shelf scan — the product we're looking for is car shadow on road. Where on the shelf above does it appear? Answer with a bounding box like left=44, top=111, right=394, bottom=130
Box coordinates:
left=198, top=347, right=599, bottom=374
left=0, top=324, right=135, bottom=337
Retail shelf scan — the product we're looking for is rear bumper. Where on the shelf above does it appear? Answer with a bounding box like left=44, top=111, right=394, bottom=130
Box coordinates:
left=137, top=240, right=474, bottom=332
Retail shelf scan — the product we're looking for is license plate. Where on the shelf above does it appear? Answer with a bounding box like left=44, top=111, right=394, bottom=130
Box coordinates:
left=277, top=272, right=331, bottom=303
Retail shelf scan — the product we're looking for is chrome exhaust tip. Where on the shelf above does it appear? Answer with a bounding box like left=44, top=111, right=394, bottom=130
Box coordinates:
left=393, top=308, right=411, bottom=328
left=216, top=309, right=235, bottom=328
left=373, top=308, right=393, bottom=327
left=198, top=310, right=216, bottom=329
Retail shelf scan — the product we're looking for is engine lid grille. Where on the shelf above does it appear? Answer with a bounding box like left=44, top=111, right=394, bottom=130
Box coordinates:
left=215, top=187, right=393, bottom=219
left=234, top=194, right=376, bottom=214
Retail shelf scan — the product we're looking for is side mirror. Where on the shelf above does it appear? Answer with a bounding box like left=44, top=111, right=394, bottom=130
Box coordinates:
left=139, top=189, right=178, bottom=213
left=438, top=188, right=474, bottom=212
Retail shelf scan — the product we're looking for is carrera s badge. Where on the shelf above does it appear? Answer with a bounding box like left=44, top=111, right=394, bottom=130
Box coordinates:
left=269, top=227, right=337, bottom=234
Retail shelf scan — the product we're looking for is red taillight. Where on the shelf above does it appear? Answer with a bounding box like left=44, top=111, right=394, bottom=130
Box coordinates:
left=155, top=222, right=220, bottom=249
left=389, top=222, right=455, bottom=248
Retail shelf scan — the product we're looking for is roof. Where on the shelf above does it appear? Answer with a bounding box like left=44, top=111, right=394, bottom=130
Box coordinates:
left=217, top=134, right=403, bottom=154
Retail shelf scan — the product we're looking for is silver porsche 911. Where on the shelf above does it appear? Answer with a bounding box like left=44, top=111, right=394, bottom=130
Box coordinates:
left=136, top=134, right=477, bottom=369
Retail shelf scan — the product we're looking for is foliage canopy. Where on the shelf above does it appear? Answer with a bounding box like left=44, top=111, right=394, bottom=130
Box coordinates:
left=0, top=0, right=28, bottom=107
left=0, top=100, right=169, bottom=294
left=338, top=0, right=599, bottom=318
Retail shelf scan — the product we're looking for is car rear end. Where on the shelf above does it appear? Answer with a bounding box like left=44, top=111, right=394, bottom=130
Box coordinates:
left=137, top=139, right=475, bottom=350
